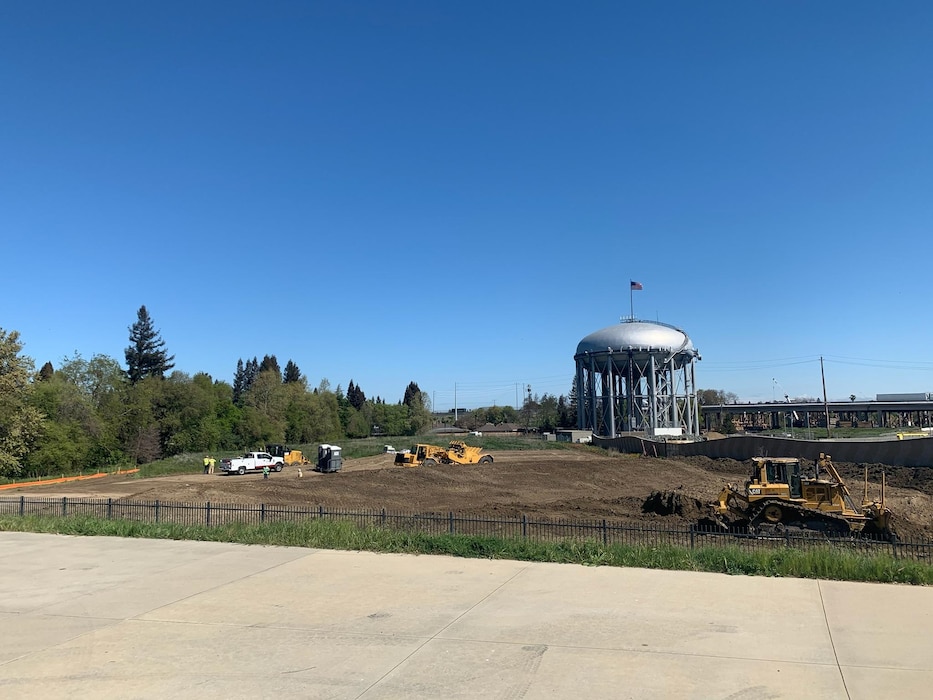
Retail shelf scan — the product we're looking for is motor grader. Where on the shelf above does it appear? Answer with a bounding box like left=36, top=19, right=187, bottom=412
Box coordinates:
left=712, top=453, right=892, bottom=536
left=394, top=441, right=494, bottom=467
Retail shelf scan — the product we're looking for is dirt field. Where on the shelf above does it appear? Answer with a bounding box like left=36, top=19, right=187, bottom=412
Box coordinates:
left=8, top=447, right=933, bottom=540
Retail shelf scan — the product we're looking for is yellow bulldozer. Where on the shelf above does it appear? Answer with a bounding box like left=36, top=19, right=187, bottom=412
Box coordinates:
left=394, top=441, right=494, bottom=467
left=712, top=453, right=892, bottom=536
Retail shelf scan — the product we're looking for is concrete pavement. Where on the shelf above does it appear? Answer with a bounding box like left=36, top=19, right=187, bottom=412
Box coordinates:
left=0, top=531, right=930, bottom=699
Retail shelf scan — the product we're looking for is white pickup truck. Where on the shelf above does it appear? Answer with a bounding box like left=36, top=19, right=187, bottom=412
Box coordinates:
left=220, top=451, right=285, bottom=476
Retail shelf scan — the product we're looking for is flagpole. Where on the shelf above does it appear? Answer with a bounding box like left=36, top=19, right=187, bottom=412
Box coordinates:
left=628, top=281, right=644, bottom=320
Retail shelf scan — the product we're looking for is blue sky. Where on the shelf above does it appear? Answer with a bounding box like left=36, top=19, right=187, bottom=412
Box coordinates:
left=3, top=1, right=933, bottom=409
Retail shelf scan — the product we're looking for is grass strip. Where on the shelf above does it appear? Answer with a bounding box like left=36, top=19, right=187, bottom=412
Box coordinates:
left=1, top=514, right=929, bottom=585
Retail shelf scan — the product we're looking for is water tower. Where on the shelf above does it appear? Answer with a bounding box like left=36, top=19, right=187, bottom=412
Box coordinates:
left=574, top=320, right=701, bottom=438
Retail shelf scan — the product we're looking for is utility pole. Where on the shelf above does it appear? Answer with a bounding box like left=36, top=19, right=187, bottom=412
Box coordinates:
left=821, top=356, right=832, bottom=438
left=454, top=383, right=458, bottom=423
left=525, top=384, right=532, bottom=431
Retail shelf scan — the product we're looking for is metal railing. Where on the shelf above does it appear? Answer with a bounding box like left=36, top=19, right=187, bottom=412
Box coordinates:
left=1, top=495, right=929, bottom=561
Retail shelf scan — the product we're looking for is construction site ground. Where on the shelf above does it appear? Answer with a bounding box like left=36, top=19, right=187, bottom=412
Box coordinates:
left=7, top=447, right=933, bottom=541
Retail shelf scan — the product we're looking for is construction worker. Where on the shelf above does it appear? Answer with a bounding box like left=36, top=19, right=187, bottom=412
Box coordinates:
left=203, top=456, right=210, bottom=474
left=263, top=465, right=270, bottom=479
left=208, top=456, right=216, bottom=474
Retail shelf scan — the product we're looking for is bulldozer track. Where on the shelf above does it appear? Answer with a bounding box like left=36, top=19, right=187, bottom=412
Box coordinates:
left=747, top=498, right=856, bottom=535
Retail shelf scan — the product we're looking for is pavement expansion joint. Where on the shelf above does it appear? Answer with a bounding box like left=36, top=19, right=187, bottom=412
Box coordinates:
left=818, top=580, right=852, bottom=700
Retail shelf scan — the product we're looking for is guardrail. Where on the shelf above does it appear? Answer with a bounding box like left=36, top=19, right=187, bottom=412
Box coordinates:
left=1, top=495, right=929, bottom=561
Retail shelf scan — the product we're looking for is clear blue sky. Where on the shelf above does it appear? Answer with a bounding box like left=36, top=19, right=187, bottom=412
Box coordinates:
left=3, top=1, right=933, bottom=409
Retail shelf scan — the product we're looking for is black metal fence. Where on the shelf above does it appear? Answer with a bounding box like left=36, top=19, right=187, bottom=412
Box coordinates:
left=1, top=495, right=930, bottom=561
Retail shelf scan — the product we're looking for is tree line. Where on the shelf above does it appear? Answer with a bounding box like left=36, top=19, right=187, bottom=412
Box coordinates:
left=0, top=307, right=432, bottom=478
left=1, top=307, right=732, bottom=477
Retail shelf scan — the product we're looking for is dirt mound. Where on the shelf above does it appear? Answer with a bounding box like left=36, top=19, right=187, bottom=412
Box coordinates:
left=834, top=462, right=933, bottom=496
left=642, top=490, right=707, bottom=520
left=678, top=455, right=747, bottom=475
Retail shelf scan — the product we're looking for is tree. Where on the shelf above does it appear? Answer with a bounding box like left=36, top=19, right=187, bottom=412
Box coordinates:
left=233, top=359, right=247, bottom=404
left=0, top=329, right=45, bottom=477
left=241, top=368, right=288, bottom=442
left=347, top=380, right=366, bottom=410
left=697, top=389, right=738, bottom=406
left=285, top=384, right=342, bottom=443
left=372, top=401, right=408, bottom=436
left=259, top=354, right=281, bottom=378
left=153, top=371, right=217, bottom=455
left=125, top=306, right=174, bottom=384
left=58, top=353, right=125, bottom=408
left=245, top=357, right=260, bottom=391
left=283, top=360, right=302, bottom=384
left=33, top=352, right=127, bottom=470
left=565, top=378, right=579, bottom=427
left=538, top=393, right=559, bottom=432
left=345, top=406, right=372, bottom=438
left=118, top=377, right=163, bottom=464
left=401, top=383, right=431, bottom=435
left=557, top=394, right=575, bottom=428
left=403, top=381, right=422, bottom=407
left=233, top=357, right=261, bottom=404
left=520, top=391, right=540, bottom=430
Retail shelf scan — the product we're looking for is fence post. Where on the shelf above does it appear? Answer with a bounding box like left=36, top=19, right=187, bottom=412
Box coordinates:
left=690, top=526, right=695, bottom=550
left=20, top=495, right=25, bottom=517
left=62, top=497, right=67, bottom=517
left=381, top=508, right=387, bottom=526
left=107, top=497, right=113, bottom=520
left=319, top=504, right=324, bottom=519
left=155, top=500, right=160, bottom=523
left=522, top=514, right=528, bottom=539
left=206, top=502, right=211, bottom=527
left=449, top=512, right=454, bottom=535
left=261, top=503, right=266, bottom=524
left=602, top=519, right=608, bottom=547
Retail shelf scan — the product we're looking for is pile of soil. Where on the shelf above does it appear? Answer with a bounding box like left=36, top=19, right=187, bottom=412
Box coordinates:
left=642, top=490, right=708, bottom=520
left=9, top=448, right=933, bottom=541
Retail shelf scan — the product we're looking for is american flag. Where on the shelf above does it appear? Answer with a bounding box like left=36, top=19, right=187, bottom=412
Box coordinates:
left=630, top=280, right=643, bottom=290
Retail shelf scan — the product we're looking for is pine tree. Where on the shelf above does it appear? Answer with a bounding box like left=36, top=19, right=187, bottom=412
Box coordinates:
left=245, top=357, right=260, bottom=391
left=125, top=305, right=175, bottom=384
left=37, top=361, right=54, bottom=381
left=259, top=354, right=281, bottom=377
left=347, top=380, right=366, bottom=410
left=283, top=360, right=302, bottom=384
left=403, top=381, right=421, bottom=407
left=233, top=359, right=247, bottom=404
